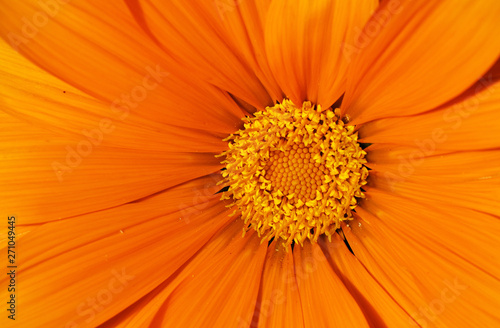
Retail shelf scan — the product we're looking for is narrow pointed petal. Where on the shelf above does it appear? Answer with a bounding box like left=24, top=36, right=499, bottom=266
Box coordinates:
left=0, top=38, right=236, bottom=222
left=152, top=226, right=267, bottom=327
left=0, top=38, right=231, bottom=151
left=341, top=0, right=500, bottom=124
left=0, top=111, right=223, bottom=223
left=0, top=1, right=245, bottom=131
left=131, top=0, right=274, bottom=109
left=360, top=76, right=500, bottom=151
left=294, top=242, right=370, bottom=327
left=367, top=153, right=500, bottom=217
left=320, top=234, right=412, bottom=327
left=97, top=219, right=251, bottom=327
left=265, top=0, right=377, bottom=107
left=0, top=177, right=234, bottom=327
left=254, top=243, right=304, bottom=328
left=348, top=191, right=500, bottom=327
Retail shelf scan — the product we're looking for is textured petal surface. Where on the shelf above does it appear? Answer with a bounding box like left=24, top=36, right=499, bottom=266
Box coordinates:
left=254, top=243, right=304, bottom=328
left=360, top=74, right=500, bottom=152
left=0, top=36, right=238, bottom=222
left=351, top=125, right=500, bottom=327
left=320, top=234, right=411, bottom=327
left=294, top=242, right=370, bottom=327
left=150, top=223, right=267, bottom=327
left=349, top=192, right=500, bottom=327
left=366, top=149, right=500, bottom=217
left=0, top=177, right=233, bottom=327
left=265, top=0, right=377, bottom=107
left=131, top=0, right=275, bottom=109
left=0, top=110, right=223, bottom=222
left=97, top=219, right=252, bottom=327
left=0, top=0, right=245, bottom=131
left=341, top=0, right=500, bottom=124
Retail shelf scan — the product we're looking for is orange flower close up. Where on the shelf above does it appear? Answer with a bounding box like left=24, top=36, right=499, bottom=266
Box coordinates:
left=1, top=0, right=500, bottom=327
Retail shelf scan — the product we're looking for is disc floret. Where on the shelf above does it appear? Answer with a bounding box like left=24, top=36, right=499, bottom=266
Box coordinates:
left=219, top=100, right=368, bottom=246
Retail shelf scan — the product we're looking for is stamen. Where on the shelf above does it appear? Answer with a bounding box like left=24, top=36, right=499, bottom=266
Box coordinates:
left=218, top=100, right=368, bottom=246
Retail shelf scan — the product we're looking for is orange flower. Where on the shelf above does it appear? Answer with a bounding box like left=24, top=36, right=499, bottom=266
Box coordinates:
left=1, top=0, right=500, bottom=327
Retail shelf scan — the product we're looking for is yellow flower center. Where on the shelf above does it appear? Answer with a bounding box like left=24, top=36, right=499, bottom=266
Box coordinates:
left=219, top=100, right=368, bottom=246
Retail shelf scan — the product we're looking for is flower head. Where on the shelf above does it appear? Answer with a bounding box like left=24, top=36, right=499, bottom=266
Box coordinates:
left=220, top=100, right=368, bottom=246
left=1, top=0, right=499, bottom=327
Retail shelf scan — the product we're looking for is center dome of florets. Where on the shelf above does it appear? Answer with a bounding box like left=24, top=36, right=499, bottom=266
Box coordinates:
left=219, top=100, right=368, bottom=246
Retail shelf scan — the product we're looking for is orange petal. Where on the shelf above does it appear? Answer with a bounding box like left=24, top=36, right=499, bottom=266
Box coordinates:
left=293, top=242, right=369, bottom=327
left=0, top=177, right=234, bottom=327
left=359, top=77, right=500, bottom=152
left=131, top=0, right=274, bottom=109
left=103, top=232, right=306, bottom=328
left=367, top=151, right=500, bottom=217
left=363, top=189, right=500, bottom=284
left=150, top=225, right=267, bottom=327
left=254, top=242, right=304, bottom=328
left=348, top=192, right=500, bottom=327
left=341, top=0, right=500, bottom=124
left=0, top=111, right=224, bottom=223
left=234, top=0, right=284, bottom=101
left=320, top=234, right=411, bottom=326
left=265, top=0, right=377, bottom=107
left=97, top=219, right=250, bottom=327
left=0, top=39, right=230, bottom=151
left=0, top=37, right=236, bottom=222
left=367, top=146, right=500, bottom=184
left=0, top=1, right=244, bottom=132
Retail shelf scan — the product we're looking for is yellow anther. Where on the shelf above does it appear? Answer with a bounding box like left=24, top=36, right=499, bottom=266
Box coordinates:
left=218, top=100, right=368, bottom=246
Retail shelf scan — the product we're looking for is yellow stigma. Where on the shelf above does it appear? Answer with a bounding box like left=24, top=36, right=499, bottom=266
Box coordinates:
left=218, top=100, right=368, bottom=246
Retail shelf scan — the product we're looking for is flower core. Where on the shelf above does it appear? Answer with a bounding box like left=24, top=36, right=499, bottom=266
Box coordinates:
left=219, top=100, right=368, bottom=246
